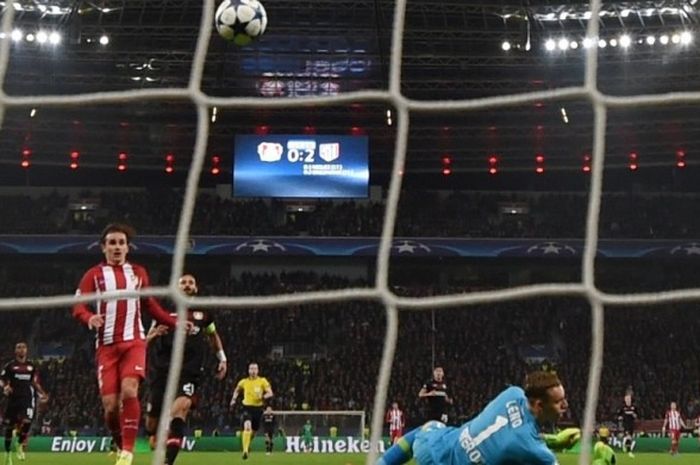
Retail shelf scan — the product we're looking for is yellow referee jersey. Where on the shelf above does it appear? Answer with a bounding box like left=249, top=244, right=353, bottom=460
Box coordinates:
left=236, top=377, right=271, bottom=407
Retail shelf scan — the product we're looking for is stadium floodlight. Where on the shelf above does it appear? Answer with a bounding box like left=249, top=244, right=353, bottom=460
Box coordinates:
left=671, top=33, right=681, bottom=44
left=36, top=30, right=48, bottom=44
left=620, top=9, right=631, bottom=18
left=609, top=38, right=618, bottom=47
left=619, top=35, right=632, bottom=48
left=99, top=34, right=109, bottom=45
left=598, top=39, right=607, bottom=48
left=545, top=39, right=556, bottom=51
left=11, top=29, right=22, bottom=42
left=646, top=35, right=656, bottom=45
left=49, top=32, right=61, bottom=45
left=582, top=37, right=594, bottom=48
left=501, top=41, right=511, bottom=51
left=660, top=34, right=670, bottom=45
left=680, top=31, right=693, bottom=45
left=25, top=33, right=35, bottom=43
left=570, top=41, right=579, bottom=50
left=558, top=38, right=570, bottom=50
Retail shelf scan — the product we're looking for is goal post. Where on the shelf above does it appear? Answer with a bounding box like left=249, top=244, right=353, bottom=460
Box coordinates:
left=271, top=410, right=366, bottom=438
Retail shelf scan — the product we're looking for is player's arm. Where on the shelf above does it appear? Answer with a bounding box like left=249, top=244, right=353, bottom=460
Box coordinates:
left=146, top=321, right=169, bottom=344
left=662, top=415, right=668, bottom=436
left=542, top=428, right=581, bottom=451
left=230, top=379, right=244, bottom=408
left=72, top=269, right=104, bottom=329
left=32, top=373, right=49, bottom=401
left=445, top=385, right=453, bottom=404
left=528, top=438, right=560, bottom=465
left=0, top=365, right=12, bottom=396
left=205, top=320, right=227, bottom=380
left=418, top=384, right=433, bottom=398
left=262, top=378, right=274, bottom=399
left=137, top=269, right=181, bottom=330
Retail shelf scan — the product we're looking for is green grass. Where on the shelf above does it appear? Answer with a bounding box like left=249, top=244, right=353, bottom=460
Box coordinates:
left=10, top=452, right=700, bottom=465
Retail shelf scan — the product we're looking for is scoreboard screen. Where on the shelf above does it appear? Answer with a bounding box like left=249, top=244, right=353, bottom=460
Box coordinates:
left=233, top=135, right=369, bottom=198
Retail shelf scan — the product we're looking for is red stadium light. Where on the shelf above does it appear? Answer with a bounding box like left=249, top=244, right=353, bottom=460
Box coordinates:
left=350, top=126, right=364, bottom=136
left=676, top=150, right=686, bottom=168
left=117, top=152, right=127, bottom=172
left=165, top=153, right=175, bottom=174
left=488, top=154, right=499, bottom=175
left=70, top=151, right=79, bottom=170
left=303, top=125, right=316, bottom=135
left=20, top=148, right=31, bottom=168
left=582, top=154, right=592, bottom=173
left=442, top=167, right=452, bottom=176
left=628, top=151, right=638, bottom=171
left=255, top=125, right=270, bottom=135
left=211, top=155, right=221, bottom=175
left=535, top=153, right=545, bottom=174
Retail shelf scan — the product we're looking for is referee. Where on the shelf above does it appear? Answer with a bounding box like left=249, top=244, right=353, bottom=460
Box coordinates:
left=229, top=362, right=273, bottom=460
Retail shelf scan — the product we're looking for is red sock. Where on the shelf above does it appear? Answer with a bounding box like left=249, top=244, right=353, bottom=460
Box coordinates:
left=121, top=397, right=141, bottom=453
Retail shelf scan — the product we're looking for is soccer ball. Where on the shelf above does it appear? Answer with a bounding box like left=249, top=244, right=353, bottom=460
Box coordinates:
left=215, top=0, right=268, bottom=46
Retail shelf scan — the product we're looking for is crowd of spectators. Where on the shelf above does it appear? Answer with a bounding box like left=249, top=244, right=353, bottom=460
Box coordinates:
left=0, top=270, right=697, bottom=435
left=2, top=189, right=700, bottom=238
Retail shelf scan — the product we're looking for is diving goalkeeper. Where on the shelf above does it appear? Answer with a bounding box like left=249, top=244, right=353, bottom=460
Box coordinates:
left=377, top=371, right=580, bottom=465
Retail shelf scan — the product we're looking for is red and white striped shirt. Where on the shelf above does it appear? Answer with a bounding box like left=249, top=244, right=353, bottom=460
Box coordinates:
left=386, top=408, right=405, bottom=431
left=73, top=262, right=176, bottom=347
left=665, top=409, right=683, bottom=431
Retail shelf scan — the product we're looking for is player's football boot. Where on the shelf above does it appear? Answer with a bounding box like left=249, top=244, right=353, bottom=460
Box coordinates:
left=14, top=444, right=24, bottom=461
left=242, top=451, right=249, bottom=460
left=115, top=450, right=133, bottom=465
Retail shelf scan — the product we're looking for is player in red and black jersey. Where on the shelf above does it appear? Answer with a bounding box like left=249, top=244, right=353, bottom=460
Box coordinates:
left=616, top=394, right=638, bottom=457
left=418, top=366, right=453, bottom=423
left=0, top=342, right=48, bottom=463
left=145, top=274, right=227, bottom=465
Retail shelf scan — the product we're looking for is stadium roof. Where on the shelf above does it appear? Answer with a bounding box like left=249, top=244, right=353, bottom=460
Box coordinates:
left=1, top=0, right=699, bottom=189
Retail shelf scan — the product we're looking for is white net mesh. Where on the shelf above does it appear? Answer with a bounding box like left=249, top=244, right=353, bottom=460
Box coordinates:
left=2, top=1, right=700, bottom=464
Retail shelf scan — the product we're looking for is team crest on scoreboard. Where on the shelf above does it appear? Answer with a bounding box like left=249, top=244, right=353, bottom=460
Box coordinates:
left=319, top=143, right=340, bottom=162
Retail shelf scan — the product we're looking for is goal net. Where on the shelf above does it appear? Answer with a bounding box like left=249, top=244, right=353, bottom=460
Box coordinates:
left=2, top=1, right=700, bottom=465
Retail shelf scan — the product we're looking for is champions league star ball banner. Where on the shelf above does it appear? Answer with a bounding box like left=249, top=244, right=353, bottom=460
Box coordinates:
left=233, top=135, right=369, bottom=198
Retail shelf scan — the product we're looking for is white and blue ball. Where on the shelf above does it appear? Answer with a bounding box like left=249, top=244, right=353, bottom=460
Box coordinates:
left=215, top=0, right=268, bottom=46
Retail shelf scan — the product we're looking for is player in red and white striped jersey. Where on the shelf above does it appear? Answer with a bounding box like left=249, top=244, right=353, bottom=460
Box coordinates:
left=662, top=401, right=688, bottom=455
left=386, top=402, right=405, bottom=444
left=72, top=224, right=188, bottom=465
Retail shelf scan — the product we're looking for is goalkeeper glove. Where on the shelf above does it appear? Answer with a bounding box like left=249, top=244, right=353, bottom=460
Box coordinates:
left=543, top=428, right=581, bottom=451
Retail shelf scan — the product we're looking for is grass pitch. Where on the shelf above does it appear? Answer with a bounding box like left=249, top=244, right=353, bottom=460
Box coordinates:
left=11, top=452, right=700, bottom=465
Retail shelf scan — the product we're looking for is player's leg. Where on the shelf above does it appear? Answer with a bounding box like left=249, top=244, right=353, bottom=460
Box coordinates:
left=115, top=340, right=147, bottom=465
left=144, top=380, right=165, bottom=450
left=671, top=430, right=680, bottom=454
left=264, top=429, right=273, bottom=454
left=164, top=388, right=195, bottom=465
left=2, top=414, right=14, bottom=465
left=96, top=345, right=122, bottom=453
left=240, top=408, right=257, bottom=459
left=627, top=429, right=636, bottom=457
left=15, top=420, right=30, bottom=461
left=246, top=408, right=262, bottom=459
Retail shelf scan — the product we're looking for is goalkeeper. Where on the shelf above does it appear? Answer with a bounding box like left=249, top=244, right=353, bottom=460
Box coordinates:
left=377, top=371, right=580, bottom=465
left=592, top=427, right=616, bottom=465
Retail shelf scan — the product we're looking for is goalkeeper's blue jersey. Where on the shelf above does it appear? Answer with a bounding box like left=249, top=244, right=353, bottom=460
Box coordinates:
left=416, top=387, right=558, bottom=465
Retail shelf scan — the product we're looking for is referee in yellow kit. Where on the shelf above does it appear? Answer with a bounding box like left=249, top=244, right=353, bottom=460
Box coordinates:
left=229, top=362, right=273, bottom=460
